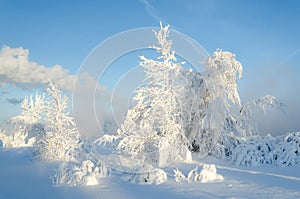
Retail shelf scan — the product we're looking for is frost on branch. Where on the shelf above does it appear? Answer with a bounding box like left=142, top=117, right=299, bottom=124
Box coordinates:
left=237, top=95, right=285, bottom=137
left=203, top=49, right=242, bottom=105
left=151, top=22, right=176, bottom=62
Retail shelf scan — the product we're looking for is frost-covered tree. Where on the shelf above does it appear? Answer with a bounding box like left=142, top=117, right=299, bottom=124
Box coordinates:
left=0, top=92, right=45, bottom=147
left=34, top=82, right=81, bottom=161
left=182, top=50, right=243, bottom=156
left=105, top=23, right=191, bottom=167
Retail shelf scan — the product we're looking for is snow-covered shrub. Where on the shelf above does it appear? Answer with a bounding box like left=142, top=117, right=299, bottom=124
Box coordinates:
left=212, top=135, right=243, bottom=160
left=228, top=132, right=300, bottom=167
left=273, top=132, right=300, bottom=166
left=198, top=164, right=224, bottom=183
left=187, top=164, right=224, bottom=183
left=127, top=164, right=167, bottom=185
left=187, top=166, right=200, bottom=182
left=173, top=168, right=186, bottom=183
left=34, top=82, right=81, bottom=161
left=53, top=160, right=108, bottom=186
left=230, top=136, right=274, bottom=166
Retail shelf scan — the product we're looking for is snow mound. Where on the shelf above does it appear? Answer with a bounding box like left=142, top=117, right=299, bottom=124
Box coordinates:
left=198, top=164, right=224, bottom=183
left=127, top=164, right=167, bottom=185
left=187, top=164, right=224, bottom=183
left=52, top=160, right=108, bottom=186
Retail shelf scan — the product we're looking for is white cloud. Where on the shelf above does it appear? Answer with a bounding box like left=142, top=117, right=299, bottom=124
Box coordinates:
left=0, top=45, right=76, bottom=91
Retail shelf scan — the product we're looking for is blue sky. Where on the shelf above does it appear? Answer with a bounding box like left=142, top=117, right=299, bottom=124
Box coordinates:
left=0, top=0, right=300, bottom=135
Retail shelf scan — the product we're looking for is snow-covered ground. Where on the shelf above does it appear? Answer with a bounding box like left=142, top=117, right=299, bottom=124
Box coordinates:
left=0, top=147, right=299, bottom=199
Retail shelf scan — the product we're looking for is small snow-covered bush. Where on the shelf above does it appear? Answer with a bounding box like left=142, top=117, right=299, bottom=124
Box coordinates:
left=173, top=168, right=186, bottom=183
left=198, top=164, right=224, bottom=183
left=187, top=164, right=224, bottom=183
left=231, top=136, right=274, bottom=166
left=212, top=135, right=242, bottom=160
left=53, top=160, right=108, bottom=186
left=187, top=166, right=200, bottom=182
left=127, top=164, right=167, bottom=185
left=273, top=132, right=300, bottom=166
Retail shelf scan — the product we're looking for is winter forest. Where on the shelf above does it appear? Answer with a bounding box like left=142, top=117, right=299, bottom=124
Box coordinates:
left=0, top=23, right=300, bottom=197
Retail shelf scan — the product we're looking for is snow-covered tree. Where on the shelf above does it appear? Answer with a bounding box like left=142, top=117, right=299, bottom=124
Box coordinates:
left=34, top=82, right=81, bottom=161
left=115, top=23, right=191, bottom=167
left=183, top=50, right=243, bottom=156
left=0, top=92, right=45, bottom=147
